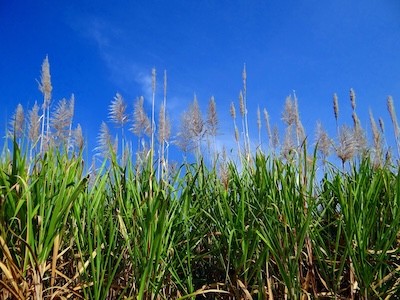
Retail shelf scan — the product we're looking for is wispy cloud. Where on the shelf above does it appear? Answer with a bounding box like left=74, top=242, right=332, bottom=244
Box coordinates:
left=69, top=14, right=147, bottom=96
left=86, top=18, right=112, bottom=50
left=134, top=72, right=153, bottom=104
left=70, top=14, right=185, bottom=115
left=68, top=13, right=227, bottom=147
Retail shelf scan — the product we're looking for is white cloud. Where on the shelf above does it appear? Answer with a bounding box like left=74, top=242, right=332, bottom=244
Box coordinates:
left=87, top=18, right=111, bottom=50
left=69, top=15, right=142, bottom=95
left=134, top=72, right=153, bottom=105
left=81, top=17, right=173, bottom=112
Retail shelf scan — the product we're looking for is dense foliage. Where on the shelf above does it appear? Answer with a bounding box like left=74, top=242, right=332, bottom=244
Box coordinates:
left=1, top=143, right=400, bottom=299
left=1, top=57, right=400, bottom=299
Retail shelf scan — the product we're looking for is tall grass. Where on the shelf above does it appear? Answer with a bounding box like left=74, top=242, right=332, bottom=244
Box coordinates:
left=1, top=57, right=400, bottom=299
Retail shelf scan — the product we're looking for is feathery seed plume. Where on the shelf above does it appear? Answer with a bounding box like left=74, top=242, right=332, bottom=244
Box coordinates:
left=161, top=70, right=168, bottom=140
left=293, top=91, right=300, bottom=125
left=50, top=96, right=75, bottom=145
left=239, top=91, right=245, bottom=117
left=207, top=96, right=218, bottom=137
left=158, top=103, right=171, bottom=142
left=387, top=96, right=396, bottom=123
left=150, top=68, right=157, bottom=160
left=379, top=118, right=385, bottom=134
left=38, top=56, right=53, bottom=152
left=336, top=125, right=356, bottom=166
left=350, top=88, right=356, bottom=111
left=351, top=110, right=367, bottom=154
left=69, top=94, right=75, bottom=118
left=369, top=109, right=382, bottom=163
left=282, top=95, right=295, bottom=126
left=263, top=108, right=272, bottom=148
left=333, top=93, right=339, bottom=123
left=39, top=55, right=52, bottom=107
left=189, top=94, right=204, bottom=138
left=242, top=63, right=247, bottom=96
left=67, top=94, right=75, bottom=148
left=241, top=64, right=250, bottom=160
left=293, top=93, right=305, bottom=146
left=131, top=96, right=151, bottom=137
left=158, top=69, right=169, bottom=181
left=28, top=102, right=40, bottom=144
left=387, top=95, right=400, bottom=156
left=74, top=124, right=84, bottom=151
left=230, top=102, right=236, bottom=119
left=315, top=121, right=331, bottom=160
left=352, top=111, right=360, bottom=129
left=152, top=68, right=156, bottom=93
left=10, top=104, right=25, bottom=138
left=272, top=125, right=280, bottom=151
left=51, top=98, right=68, bottom=140
left=175, top=110, right=193, bottom=154
left=176, top=95, right=204, bottom=159
left=282, top=126, right=295, bottom=160
left=96, top=122, right=113, bottom=158
left=219, top=146, right=229, bottom=191
left=387, top=95, right=399, bottom=134
left=234, top=126, right=240, bottom=142
left=109, top=93, right=128, bottom=127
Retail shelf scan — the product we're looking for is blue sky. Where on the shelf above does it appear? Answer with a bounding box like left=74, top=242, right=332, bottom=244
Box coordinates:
left=1, top=1, right=400, bottom=161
